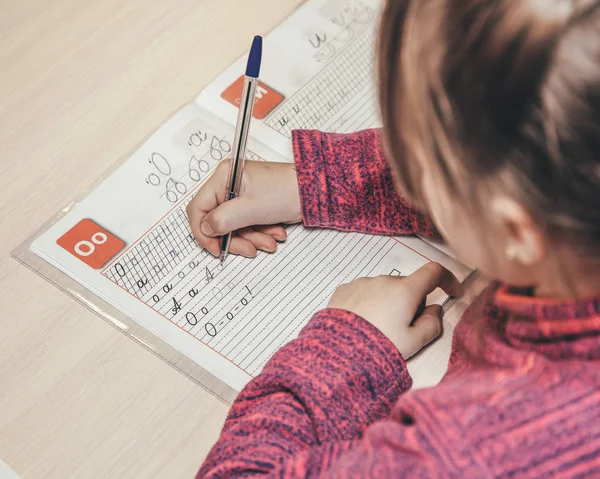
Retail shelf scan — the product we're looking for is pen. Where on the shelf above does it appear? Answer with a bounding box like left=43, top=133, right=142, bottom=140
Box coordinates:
left=220, top=35, right=263, bottom=264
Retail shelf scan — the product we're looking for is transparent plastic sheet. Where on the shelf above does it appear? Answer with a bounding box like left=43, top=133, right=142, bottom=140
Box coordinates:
left=9, top=0, right=313, bottom=408
left=11, top=0, right=481, bottom=407
left=11, top=171, right=238, bottom=406
left=10, top=109, right=477, bottom=406
left=12, top=183, right=478, bottom=408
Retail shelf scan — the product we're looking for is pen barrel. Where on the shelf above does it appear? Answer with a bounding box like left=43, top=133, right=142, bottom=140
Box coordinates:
left=226, top=77, right=258, bottom=198
left=221, top=233, right=232, bottom=260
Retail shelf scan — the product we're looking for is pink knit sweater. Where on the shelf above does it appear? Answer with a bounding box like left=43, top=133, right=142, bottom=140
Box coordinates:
left=198, top=129, right=600, bottom=478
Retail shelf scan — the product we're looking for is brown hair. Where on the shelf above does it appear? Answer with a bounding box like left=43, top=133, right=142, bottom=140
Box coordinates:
left=378, top=0, right=600, bottom=253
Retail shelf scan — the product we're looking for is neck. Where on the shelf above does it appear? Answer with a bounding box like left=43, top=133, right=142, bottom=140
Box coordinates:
left=534, top=245, right=600, bottom=299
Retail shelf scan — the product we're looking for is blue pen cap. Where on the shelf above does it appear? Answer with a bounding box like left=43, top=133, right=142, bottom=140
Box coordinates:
left=245, top=36, right=263, bottom=78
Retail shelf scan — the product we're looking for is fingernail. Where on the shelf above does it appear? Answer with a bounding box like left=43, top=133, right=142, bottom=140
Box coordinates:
left=260, top=246, right=276, bottom=253
left=201, top=221, right=214, bottom=237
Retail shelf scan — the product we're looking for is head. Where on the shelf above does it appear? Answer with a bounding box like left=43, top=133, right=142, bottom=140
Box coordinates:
left=379, top=0, right=600, bottom=297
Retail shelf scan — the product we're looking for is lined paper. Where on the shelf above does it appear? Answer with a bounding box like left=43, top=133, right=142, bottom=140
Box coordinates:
left=30, top=0, right=471, bottom=392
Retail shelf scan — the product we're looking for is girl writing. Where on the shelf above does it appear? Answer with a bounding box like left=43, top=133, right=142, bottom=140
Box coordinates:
left=187, top=0, right=600, bottom=476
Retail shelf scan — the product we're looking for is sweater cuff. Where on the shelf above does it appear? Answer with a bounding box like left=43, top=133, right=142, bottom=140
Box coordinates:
left=292, top=129, right=330, bottom=228
left=289, top=308, right=412, bottom=434
left=299, top=308, right=411, bottom=390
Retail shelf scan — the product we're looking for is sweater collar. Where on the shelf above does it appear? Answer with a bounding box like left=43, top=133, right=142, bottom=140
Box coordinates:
left=491, top=284, right=600, bottom=360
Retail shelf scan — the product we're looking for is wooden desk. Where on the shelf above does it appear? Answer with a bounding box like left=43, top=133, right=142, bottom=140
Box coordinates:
left=0, top=1, right=301, bottom=477
left=0, top=1, right=486, bottom=477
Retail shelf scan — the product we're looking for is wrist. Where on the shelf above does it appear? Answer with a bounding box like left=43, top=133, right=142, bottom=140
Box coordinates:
left=285, top=161, right=302, bottom=224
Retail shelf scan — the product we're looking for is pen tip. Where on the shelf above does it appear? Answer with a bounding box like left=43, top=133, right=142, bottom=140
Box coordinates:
left=245, top=35, right=263, bottom=78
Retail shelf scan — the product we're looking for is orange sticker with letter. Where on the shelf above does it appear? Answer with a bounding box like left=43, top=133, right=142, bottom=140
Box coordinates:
left=221, top=75, right=284, bottom=120
left=57, top=219, right=125, bottom=269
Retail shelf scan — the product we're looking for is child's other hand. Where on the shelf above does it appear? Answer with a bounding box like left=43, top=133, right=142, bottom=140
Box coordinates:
left=327, top=263, right=463, bottom=359
left=187, top=160, right=302, bottom=258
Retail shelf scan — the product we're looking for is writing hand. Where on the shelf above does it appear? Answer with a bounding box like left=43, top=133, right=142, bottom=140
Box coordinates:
left=187, top=160, right=302, bottom=258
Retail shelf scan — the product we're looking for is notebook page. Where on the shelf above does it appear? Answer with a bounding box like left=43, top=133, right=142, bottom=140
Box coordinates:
left=30, top=103, right=286, bottom=390
left=196, top=0, right=384, bottom=160
left=30, top=105, right=470, bottom=392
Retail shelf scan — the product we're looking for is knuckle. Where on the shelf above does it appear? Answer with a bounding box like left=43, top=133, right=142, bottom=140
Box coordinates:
left=210, top=216, right=226, bottom=233
left=221, top=158, right=232, bottom=168
left=216, top=159, right=230, bottom=175
left=423, top=319, right=441, bottom=342
left=266, top=237, right=277, bottom=250
left=418, top=327, right=431, bottom=344
left=426, top=262, right=444, bottom=276
left=395, top=277, right=412, bottom=294
left=420, top=331, right=433, bottom=345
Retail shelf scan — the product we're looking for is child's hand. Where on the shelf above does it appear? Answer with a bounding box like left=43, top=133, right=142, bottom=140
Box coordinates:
left=187, top=160, right=302, bottom=258
left=327, top=263, right=463, bottom=359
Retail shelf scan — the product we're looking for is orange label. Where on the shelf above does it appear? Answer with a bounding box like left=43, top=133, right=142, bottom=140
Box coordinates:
left=57, top=219, right=125, bottom=270
left=221, top=76, right=284, bottom=120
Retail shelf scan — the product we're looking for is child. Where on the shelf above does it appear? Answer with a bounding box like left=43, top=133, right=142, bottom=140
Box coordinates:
left=188, top=0, right=600, bottom=476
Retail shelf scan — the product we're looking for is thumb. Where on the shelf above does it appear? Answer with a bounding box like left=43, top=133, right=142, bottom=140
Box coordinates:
left=200, top=197, right=263, bottom=237
left=409, top=304, right=443, bottom=352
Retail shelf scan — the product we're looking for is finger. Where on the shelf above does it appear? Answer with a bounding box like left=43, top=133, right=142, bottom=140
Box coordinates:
left=405, top=262, right=462, bottom=309
left=237, top=227, right=277, bottom=253
left=202, top=236, right=222, bottom=258
left=186, top=164, right=229, bottom=249
left=187, top=208, right=222, bottom=256
left=201, top=197, right=266, bottom=237
left=254, top=225, right=287, bottom=242
left=226, top=236, right=258, bottom=258
left=189, top=230, right=260, bottom=260
left=408, top=304, right=443, bottom=355
left=414, top=298, right=426, bottom=321
left=187, top=162, right=228, bottom=217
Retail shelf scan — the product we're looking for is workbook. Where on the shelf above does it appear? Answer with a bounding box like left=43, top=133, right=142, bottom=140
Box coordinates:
left=26, top=0, right=472, bottom=399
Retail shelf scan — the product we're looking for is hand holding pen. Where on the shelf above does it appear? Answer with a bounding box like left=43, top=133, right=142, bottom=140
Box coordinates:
left=186, top=36, right=302, bottom=261
left=220, top=35, right=264, bottom=263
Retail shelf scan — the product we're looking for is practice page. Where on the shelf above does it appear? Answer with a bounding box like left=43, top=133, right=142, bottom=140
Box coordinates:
left=196, top=0, right=384, bottom=160
left=30, top=104, right=469, bottom=391
left=31, top=0, right=472, bottom=392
